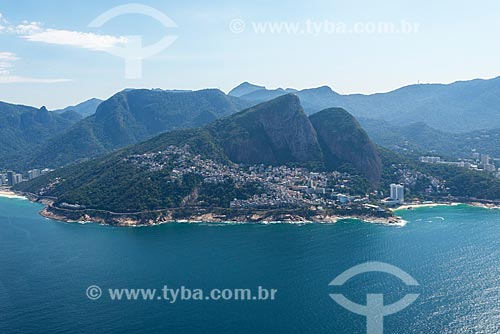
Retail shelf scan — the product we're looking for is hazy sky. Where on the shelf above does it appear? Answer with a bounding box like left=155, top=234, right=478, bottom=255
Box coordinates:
left=1, top=0, right=500, bottom=109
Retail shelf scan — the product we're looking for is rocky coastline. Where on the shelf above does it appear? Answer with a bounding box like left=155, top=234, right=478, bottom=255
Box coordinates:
left=12, top=189, right=500, bottom=227
left=38, top=203, right=403, bottom=227
left=3, top=190, right=401, bottom=227
left=0, top=188, right=421, bottom=227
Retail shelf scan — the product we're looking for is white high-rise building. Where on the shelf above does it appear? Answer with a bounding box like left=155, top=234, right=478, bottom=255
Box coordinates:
left=15, top=174, right=23, bottom=184
left=28, top=169, right=41, bottom=180
left=390, top=184, right=405, bottom=204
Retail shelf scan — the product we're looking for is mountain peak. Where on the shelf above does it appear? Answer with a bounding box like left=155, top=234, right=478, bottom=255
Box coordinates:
left=228, top=82, right=266, bottom=97
left=236, top=93, right=302, bottom=119
left=316, top=85, right=333, bottom=92
left=312, top=107, right=353, bottom=121
left=300, top=85, right=336, bottom=95
left=53, top=98, right=103, bottom=117
left=210, top=94, right=322, bottom=165
left=29, top=89, right=247, bottom=168
left=309, top=108, right=381, bottom=185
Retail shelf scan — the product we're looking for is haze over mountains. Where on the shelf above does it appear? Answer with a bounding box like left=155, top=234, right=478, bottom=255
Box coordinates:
left=230, top=77, right=500, bottom=132
left=19, top=89, right=250, bottom=169
left=360, top=119, right=500, bottom=158
left=53, top=98, right=102, bottom=118
left=0, top=102, right=82, bottom=169
left=3, top=75, right=500, bottom=173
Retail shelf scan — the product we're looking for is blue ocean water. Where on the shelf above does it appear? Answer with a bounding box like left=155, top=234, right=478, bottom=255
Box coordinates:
left=1, top=196, right=500, bottom=333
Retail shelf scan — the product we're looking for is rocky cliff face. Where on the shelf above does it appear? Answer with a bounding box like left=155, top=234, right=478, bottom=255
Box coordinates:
left=208, top=96, right=381, bottom=184
left=309, top=108, right=382, bottom=185
left=209, top=94, right=323, bottom=165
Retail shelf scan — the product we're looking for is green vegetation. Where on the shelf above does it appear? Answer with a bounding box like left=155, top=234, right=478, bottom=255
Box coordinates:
left=310, top=108, right=381, bottom=185
left=0, top=102, right=81, bottom=171
left=15, top=95, right=383, bottom=212
left=208, top=94, right=323, bottom=165
left=15, top=92, right=500, bottom=219
left=361, top=119, right=500, bottom=159
left=235, top=77, right=500, bottom=132
left=377, top=146, right=500, bottom=201
left=198, top=179, right=265, bottom=208
left=14, top=89, right=250, bottom=171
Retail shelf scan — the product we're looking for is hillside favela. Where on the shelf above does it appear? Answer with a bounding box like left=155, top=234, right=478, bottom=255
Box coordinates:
left=3, top=1, right=500, bottom=334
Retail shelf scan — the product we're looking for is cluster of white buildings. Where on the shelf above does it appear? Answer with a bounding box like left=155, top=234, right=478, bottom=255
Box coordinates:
left=420, top=154, right=500, bottom=176
left=390, top=184, right=405, bottom=203
left=382, top=183, right=405, bottom=206
left=480, top=154, right=497, bottom=173
left=0, top=168, right=51, bottom=187
left=420, top=156, right=442, bottom=164
left=0, top=171, right=23, bottom=186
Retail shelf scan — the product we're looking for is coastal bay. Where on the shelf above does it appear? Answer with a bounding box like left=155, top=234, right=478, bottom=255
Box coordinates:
left=2, top=196, right=500, bottom=333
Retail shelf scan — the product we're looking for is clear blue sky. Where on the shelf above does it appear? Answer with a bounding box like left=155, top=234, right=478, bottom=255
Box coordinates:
left=1, top=0, right=500, bottom=109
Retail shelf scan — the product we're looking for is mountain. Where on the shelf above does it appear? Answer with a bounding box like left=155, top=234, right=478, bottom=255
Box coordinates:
left=15, top=95, right=382, bottom=213
left=238, top=88, right=288, bottom=103
left=230, top=82, right=344, bottom=113
left=0, top=102, right=82, bottom=170
left=295, top=86, right=342, bottom=112
left=230, top=82, right=292, bottom=104
left=360, top=118, right=500, bottom=158
left=332, top=78, right=500, bottom=132
left=359, top=119, right=454, bottom=155
left=26, top=89, right=249, bottom=169
left=310, top=108, right=382, bottom=185
left=229, top=77, right=500, bottom=132
left=57, top=110, right=85, bottom=123
left=54, top=98, right=102, bottom=117
left=204, top=94, right=380, bottom=181
left=228, top=82, right=265, bottom=97
left=208, top=94, right=323, bottom=165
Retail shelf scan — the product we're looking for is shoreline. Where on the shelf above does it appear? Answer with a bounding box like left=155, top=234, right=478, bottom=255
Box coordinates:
left=392, top=201, right=500, bottom=212
left=11, top=192, right=500, bottom=228
left=0, top=189, right=28, bottom=200
left=391, top=202, right=460, bottom=211
left=38, top=205, right=405, bottom=227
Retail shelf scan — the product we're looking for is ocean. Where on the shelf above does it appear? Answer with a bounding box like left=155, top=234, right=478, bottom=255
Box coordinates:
left=1, top=196, right=500, bottom=333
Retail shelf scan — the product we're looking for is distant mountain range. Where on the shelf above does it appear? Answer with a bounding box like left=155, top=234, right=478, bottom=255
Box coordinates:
left=25, top=89, right=250, bottom=169
left=4, top=76, right=500, bottom=173
left=230, top=77, right=500, bottom=132
left=16, top=94, right=381, bottom=212
left=360, top=118, right=500, bottom=158
left=53, top=98, right=102, bottom=118
left=0, top=102, right=82, bottom=170
left=228, top=82, right=266, bottom=97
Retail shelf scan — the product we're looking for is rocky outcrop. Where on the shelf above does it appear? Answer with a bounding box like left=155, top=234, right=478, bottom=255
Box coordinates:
left=209, top=94, right=323, bottom=165
left=309, top=108, right=382, bottom=185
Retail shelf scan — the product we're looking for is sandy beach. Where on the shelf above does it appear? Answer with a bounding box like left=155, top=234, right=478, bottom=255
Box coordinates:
left=392, top=202, right=460, bottom=211
left=0, top=190, right=27, bottom=200
left=393, top=201, right=500, bottom=212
